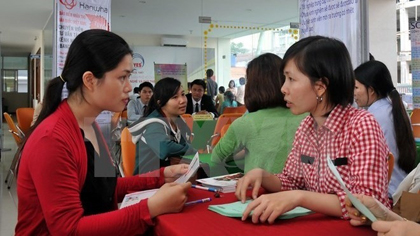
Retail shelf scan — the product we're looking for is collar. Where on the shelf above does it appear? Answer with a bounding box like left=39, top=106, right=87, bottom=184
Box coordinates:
left=193, top=98, right=202, bottom=104
left=301, top=104, right=352, bottom=135
left=368, top=98, right=390, bottom=113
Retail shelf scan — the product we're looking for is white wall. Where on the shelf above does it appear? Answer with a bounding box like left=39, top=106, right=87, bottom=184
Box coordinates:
left=368, top=0, right=397, bottom=83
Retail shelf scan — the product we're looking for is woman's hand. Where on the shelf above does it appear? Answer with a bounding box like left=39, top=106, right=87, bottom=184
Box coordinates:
left=372, top=220, right=420, bottom=236
left=241, top=190, right=302, bottom=224
left=164, top=164, right=189, bottom=183
left=235, top=168, right=267, bottom=202
left=344, top=194, right=392, bottom=226
left=147, top=182, right=191, bottom=218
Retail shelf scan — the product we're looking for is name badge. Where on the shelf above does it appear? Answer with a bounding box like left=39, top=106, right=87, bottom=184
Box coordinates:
left=300, top=155, right=314, bottom=164
left=333, top=157, right=348, bottom=166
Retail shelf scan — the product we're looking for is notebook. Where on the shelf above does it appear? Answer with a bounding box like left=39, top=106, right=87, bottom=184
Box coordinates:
left=196, top=173, right=244, bottom=193
left=208, top=200, right=312, bottom=219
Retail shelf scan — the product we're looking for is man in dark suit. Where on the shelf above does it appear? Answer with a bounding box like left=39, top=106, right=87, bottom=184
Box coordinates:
left=186, top=79, right=219, bottom=118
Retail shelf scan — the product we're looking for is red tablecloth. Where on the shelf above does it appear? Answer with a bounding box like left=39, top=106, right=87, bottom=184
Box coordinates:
left=154, top=188, right=376, bottom=236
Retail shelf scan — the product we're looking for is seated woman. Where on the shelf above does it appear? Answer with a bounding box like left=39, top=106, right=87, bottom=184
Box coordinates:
left=130, top=77, right=196, bottom=175
left=236, top=36, right=390, bottom=223
left=354, top=60, right=416, bottom=195
left=219, top=91, right=238, bottom=114
left=211, top=53, right=306, bottom=174
left=15, top=29, right=191, bottom=235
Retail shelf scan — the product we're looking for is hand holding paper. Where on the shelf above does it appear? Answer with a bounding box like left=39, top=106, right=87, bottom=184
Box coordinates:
left=326, top=155, right=377, bottom=222
left=174, top=152, right=200, bottom=184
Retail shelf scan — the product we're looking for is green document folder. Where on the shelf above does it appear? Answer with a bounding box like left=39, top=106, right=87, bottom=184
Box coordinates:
left=208, top=200, right=312, bottom=219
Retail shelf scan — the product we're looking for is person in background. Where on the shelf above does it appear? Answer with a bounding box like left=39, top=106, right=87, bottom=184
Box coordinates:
left=215, top=86, right=225, bottom=114
left=186, top=79, right=219, bottom=118
left=130, top=77, right=196, bottom=175
left=236, top=36, right=390, bottom=224
left=236, top=77, right=246, bottom=106
left=219, top=91, right=238, bottom=114
left=127, top=81, right=154, bottom=125
left=212, top=53, right=305, bottom=174
left=354, top=60, right=416, bottom=195
left=204, top=69, right=218, bottom=101
left=226, top=79, right=237, bottom=97
left=15, top=29, right=191, bottom=236
left=129, top=87, right=139, bottom=100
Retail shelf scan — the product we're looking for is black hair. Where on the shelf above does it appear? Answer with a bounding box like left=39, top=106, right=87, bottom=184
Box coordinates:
left=145, top=77, right=181, bottom=116
left=224, top=91, right=235, bottom=102
left=219, top=86, right=225, bottom=93
left=139, top=81, right=154, bottom=91
left=354, top=60, right=416, bottom=174
left=133, top=87, right=139, bottom=94
left=206, top=69, right=214, bottom=78
left=191, top=79, right=206, bottom=91
left=245, top=53, right=285, bottom=112
left=281, top=35, right=355, bottom=108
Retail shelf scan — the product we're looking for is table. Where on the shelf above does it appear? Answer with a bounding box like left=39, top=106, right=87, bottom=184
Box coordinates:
left=154, top=189, right=376, bottom=236
left=191, top=120, right=216, bottom=150
left=183, top=153, right=244, bottom=177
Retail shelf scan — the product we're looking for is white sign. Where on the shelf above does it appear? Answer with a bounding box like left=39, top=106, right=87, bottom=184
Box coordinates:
left=410, top=21, right=420, bottom=108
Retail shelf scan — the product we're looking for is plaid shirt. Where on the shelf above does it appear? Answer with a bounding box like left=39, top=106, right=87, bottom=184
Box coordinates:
left=276, top=105, right=390, bottom=218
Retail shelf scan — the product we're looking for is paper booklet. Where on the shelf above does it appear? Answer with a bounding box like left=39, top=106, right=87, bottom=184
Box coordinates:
left=196, top=172, right=244, bottom=193
left=208, top=200, right=312, bottom=219
left=120, top=152, right=200, bottom=209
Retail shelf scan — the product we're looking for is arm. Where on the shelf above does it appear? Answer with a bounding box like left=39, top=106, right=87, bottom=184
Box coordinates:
left=211, top=119, right=242, bottom=163
left=372, top=220, right=420, bottom=236
left=127, top=100, right=141, bottom=123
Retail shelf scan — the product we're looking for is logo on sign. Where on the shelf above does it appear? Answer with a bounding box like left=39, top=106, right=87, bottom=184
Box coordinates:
left=133, top=53, right=145, bottom=71
left=60, top=0, right=77, bottom=10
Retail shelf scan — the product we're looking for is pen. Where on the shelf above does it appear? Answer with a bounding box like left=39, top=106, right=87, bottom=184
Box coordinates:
left=185, top=197, right=212, bottom=206
left=191, top=184, right=220, bottom=193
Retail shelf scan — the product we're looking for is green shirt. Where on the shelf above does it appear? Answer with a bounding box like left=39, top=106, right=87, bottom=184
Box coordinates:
left=211, top=107, right=306, bottom=173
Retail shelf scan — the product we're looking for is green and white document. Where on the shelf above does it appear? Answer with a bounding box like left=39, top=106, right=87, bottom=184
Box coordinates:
left=208, top=200, right=312, bottom=219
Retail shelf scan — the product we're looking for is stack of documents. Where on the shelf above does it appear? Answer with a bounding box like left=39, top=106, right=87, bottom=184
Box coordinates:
left=208, top=200, right=312, bottom=219
left=196, top=173, right=243, bottom=193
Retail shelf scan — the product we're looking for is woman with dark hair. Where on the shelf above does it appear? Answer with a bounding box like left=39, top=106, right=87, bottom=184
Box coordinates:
left=211, top=53, right=306, bottom=173
left=129, top=77, right=196, bottom=175
left=15, top=30, right=191, bottom=235
left=236, top=77, right=246, bottom=106
left=354, top=60, right=416, bottom=195
left=226, top=79, right=237, bottom=97
left=236, top=36, right=390, bottom=223
left=219, top=90, right=238, bottom=114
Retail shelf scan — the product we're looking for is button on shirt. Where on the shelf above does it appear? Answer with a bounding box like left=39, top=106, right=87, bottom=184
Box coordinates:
left=276, top=105, right=390, bottom=218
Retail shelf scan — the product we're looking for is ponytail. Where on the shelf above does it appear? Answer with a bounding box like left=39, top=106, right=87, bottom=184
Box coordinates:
left=389, top=89, right=416, bottom=173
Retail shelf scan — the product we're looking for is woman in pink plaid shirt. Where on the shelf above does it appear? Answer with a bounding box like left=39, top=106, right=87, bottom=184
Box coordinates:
left=236, top=36, right=390, bottom=224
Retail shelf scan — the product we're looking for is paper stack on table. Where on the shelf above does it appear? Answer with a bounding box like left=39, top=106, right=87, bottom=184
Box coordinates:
left=208, top=200, right=312, bottom=219
left=120, top=152, right=200, bottom=209
left=196, top=173, right=244, bottom=193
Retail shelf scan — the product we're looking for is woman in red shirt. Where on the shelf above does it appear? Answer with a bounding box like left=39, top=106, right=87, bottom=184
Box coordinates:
left=15, top=29, right=191, bottom=235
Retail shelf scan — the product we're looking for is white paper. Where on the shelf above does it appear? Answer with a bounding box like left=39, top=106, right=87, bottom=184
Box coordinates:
left=326, top=155, right=377, bottom=222
left=120, top=189, right=158, bottom=209
left=175, top=152, right=200, bottom=184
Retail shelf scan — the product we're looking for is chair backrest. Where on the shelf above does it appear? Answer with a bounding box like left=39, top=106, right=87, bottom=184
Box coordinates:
left=411, top=109, right=420, bottom=138
left=121, top=127, right=136, bottom=177
left=223, top=106, right=247, bottom=115
left=211, top=113, right=242, bottom=147
left=121, top=110, right=128, bottom=119
left=16, top=107, right=35, bottom=135
left=3, top=112, right=23, bottom=146
left=111, top=112, right=122, bottom=131
left=181, top=114, right=194, bottom=132
left=388, top=152, right=395, bottom=183
left=220, top=124, right=230, bottom=138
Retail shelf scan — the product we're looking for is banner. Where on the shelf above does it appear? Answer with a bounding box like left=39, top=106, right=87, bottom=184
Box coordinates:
left=54, top=0, right=111, bottom=77
left=299, top=0, right=366, bottom=67
left=410, top=21, right=420, bottom=108
left=154, top=63, right=188, bottom=92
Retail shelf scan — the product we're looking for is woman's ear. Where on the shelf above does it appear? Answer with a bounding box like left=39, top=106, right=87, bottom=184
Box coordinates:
left=314, top=77, right=328, bottom=97
left=82, top=71, right=96, bottom=91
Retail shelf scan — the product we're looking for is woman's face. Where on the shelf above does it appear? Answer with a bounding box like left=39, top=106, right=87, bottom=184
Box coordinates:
left=354, top=80, right=372, bottom=107
left=281, top=59, right=321, bottom=115
left=229, top=81, right=235, bottom=88
left=92, top=54, right=133, bottom=112
left=161, top=86, right=187, bottom=117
